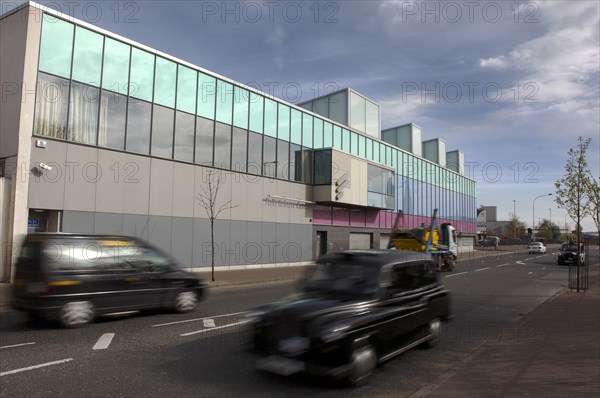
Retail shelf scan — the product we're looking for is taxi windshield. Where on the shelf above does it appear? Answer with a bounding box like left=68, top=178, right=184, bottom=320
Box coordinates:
left=303, top=262, right=380, bottom=299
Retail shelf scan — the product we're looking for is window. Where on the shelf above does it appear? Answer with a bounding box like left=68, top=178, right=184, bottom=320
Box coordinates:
left=323, top=122, right=333, bottom=148
left=197, top=72, right=216, bottom=120
left=289, top=143, right=301, bottom=182
left=358, top=135, right=366, bottom=157
left=302, top=113, right=313, bottom=148
left=290, top=109, right=302, bottom=145
left=278, top=104, right=290, bottom=141
left=72, top=26, right=103, bottom=86
left=154, top=57, right=177, bottom=108
left=313, top=118, right=323, bottom=149
left=68, top=82, right=100, bottom=145
left=174, top=111, right=195, bottom=162
left=277, top=139, right=289, bottom=179
left=98, top=90, right=127, bottom=150
left=177, top=65, right=197, bottom=114
left=102, top=38, right=130, bottom=95
left=342, top=129, right=350, bottom=152
left=264, top=98, right=277, bottom=138
left=39, top=15, right=74, bottom=78
left=231, top=127, right=248, bottom=172
left=350, top=132, right=359, bottom=156
left=333, top=126, right=342, bottom=150
left=129, top=48, right=154, bottom=102
left=126, top=98, right=151, bottom=154
left=350, top=91, right=366, bottom=132
left=314, top=150, right=332, bottom=184
left=215, top=80, right=233, bottom=125
left=214, top=122, right=231, bottom=169
left=263, top=135, right=277, bottom=177
left=247, top=131, right=262, bottom=175
left=34, top=73, right=69, bottom=139
left=249, top=93, right=264, bottom=134
left=233, top=87, right=249, bottom=129
left=195, top=116, right=214, bottom=165
left=151, top=104, right=174, bottom=159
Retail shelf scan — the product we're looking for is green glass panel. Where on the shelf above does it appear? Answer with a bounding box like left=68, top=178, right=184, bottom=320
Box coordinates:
left=215, top=80, right=233, bottom=124
left=233, top=86, right=249, bottom=129
left=39, top=15, right=74, bottom=78
left=373, top=141, right=380, bottom=163
left=366, top=139, right=373, bottom=161
left=302, top=113, right=313, bottom=148
left=387, top=146, right=392, bottom=166
left=72, top=26, right=103, bottom=86
left=177, top=65, right=197, bottom=114
left=341, top=129, right=350, bottom=152
left=290, top=108, right=302, bottom=145
left=264, top=98, right=278, bottom=138
left=333, top=126, right=342, bottom=149
left=129, top=48, right=154, bottom=101
left=154, top=57, right=176, bottom=108
left=313, top=118, right=323, bottom=149
left=249, top=93, right=263, bottom=133
left=358, top=135, right=365, bottom=157
left=277, top=104, right=290, bottom=141
left=323, top=122, right=332, bottom=148
left=197, top=72, right=216, bottom=119
left=350, top=132, right=359, bottom=156
left=102, top=38, right=130, bottom=95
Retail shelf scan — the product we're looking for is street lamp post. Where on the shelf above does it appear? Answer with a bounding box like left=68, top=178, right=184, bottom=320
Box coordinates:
left=513, top=200, right=517, bottom=238
left=532, top=193, right=552, bottom=239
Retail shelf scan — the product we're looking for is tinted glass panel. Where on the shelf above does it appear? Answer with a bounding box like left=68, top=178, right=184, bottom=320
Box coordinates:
left=39, top=15, right=74, bottom=78
left=195, top=116, right=213, bottom=165
left=290, top=109, right=302, bottom=145
left=342, top=129, right=350, bottom=151
left=314, top=150, right=332, bottom=184
left=151, top=105, right=174, bottom=158
left=366, top=100, right=379, bottom=136
left=215, top=80, right=233, bottom=125
left=264, top=98, right=277, bottom=138
left=358, top=135, right=366, bottom=157
left=34, top=73, right=69, bottom=139
left=214, top=122, right=231, bottom=169
left=177, top=66, right=197, bottom=114
left=263, top=135, right=276, bottom=177
left=154, top=57, right=176, bottom=108
left=69, top=82, right=99, bottom=144
left=102, top=38, right=130, bottom=94
left=249, top=93, right=264, bottom=133
left=323, top=122, right=333, bottom=148
left=232, top=127, right=247, bottom=172
left=350, top=132, right=359, bottom=156
left=302, top=113, right=313, bottom=148
left=174, top=111, right=195, bottom=162
left=367, top=138, right=374, bottom=161
left=247, top=131, right=262, bottom=175
left=313, top=118, right=323, bottom=149
left=197, top=72, right=216, bottom=119
left=277, top=139, right=289, bottom=180
left=350, top=91, right=366, bottom=132
left=129, top=48, right=154, bottom=101
left=126, top=98, right=151, bottom=154
left=233, top=86, right=249, bottom=129
left=72, top=26, right=103, bottom=86
left=98, top=90, right=126, bottom=150
left=333, top=125, right=342, bottom=149
left=278, top=104, right=290, bottom=141
left=290, top=143, right=301, bottom=181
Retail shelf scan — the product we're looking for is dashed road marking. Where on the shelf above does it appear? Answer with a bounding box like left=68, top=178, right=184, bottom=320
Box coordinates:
left=516, top=261, right=526, bottom=265
left=152, top=311, right=248, bottom=328
left=475, top=267, right=490, bottom=272
left=445, top=271, right=469, bottom=278
left=181, top=320, right=251, bottom=337
left=0, top=358, right=73, bottom=377
left=497, top=263, right=509, bottom=267
left=0, top=342, right=35, bottom=350
left=203, top=319, right=215, bottom=328
left=93, top=333, right=115, bottom=350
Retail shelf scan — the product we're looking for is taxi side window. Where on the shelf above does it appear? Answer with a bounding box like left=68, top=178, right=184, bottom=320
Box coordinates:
left=126, top=246, right=171, bottom=272
left=389, top=262, right=436, bottom=295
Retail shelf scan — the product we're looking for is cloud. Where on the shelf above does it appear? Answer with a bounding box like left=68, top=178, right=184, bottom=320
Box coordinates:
left=266, top=25, right=286, bottom=47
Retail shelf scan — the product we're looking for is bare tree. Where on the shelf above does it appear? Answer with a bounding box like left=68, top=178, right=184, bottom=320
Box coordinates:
left=196, top=169, right=238, bottom=282
left=507, top=213, right=527, bottom=239
left=584, top=170, right=599, bottom=250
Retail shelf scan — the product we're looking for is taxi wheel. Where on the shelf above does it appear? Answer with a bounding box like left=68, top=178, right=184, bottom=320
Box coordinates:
left=424, top=318, right=442, bottom=348
left=59, top=301, right=95, bottom=328
left=345, top=344, right=377, bottom=387
left=174, top=291, right=198, bottom=313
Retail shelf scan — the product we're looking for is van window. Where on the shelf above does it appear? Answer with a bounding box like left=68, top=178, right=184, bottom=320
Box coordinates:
left=42, top=239, right=139, bottom=271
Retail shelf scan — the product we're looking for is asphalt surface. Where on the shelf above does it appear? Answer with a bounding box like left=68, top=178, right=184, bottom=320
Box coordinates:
left=0, top=247, right=600, bottom=397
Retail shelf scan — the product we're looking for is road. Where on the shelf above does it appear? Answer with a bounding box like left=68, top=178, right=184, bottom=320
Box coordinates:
left=0, top=246, right=573, bottom=397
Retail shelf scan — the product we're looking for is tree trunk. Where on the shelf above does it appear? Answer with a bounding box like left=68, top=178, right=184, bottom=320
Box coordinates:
left=211, top=219, right=215, bottom=282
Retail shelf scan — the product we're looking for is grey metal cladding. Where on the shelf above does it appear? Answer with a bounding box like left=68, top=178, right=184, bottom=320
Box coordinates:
left=123, top=214, right=150, bottom=241
left=171, top=217, right=193, bottom=268
left=93, top=212, right=124, bottom=235
left=62, top=210, right=95, bottom=234
left=147, top=215, right=172, bottom=255
left=192, top=217, right=211, bottom=268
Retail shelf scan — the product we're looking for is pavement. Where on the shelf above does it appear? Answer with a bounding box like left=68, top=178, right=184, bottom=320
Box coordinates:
left=0, top=245, right=598, bottom=396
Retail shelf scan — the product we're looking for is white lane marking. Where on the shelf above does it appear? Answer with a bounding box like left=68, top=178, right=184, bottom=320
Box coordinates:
left=445, top=271, right=469, bottom=278
left=525, top=257, right=535, bottom=261
left=475, top=267, right=490, bottom=272
left=0, top=358, right=73, bottom=377
left=528, top=272, right=533, bottom=275
left=0, top=342, right=36, bottom=350
left=93, top=333, right=115, bottom=350
left=152, top=311, right=248, bottom=328
left=181, top=320, right=251, bottom=337
left=203, top=319, right=215, bottom=328
left=497, top=263, right=509, bottom=267
left=516, top=261, right=526, bottom=265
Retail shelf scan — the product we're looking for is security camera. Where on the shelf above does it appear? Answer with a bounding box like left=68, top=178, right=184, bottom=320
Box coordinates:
left=38, top=162, right=52, bottom=171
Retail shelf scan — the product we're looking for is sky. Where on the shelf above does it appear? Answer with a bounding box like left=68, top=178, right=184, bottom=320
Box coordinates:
left=4, top=0, right=599, bottom=231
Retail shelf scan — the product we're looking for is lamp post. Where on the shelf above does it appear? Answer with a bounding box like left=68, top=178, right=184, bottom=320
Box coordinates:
left=549, top=208, right=552, bottom=223
left=513, top=200, right=517, bottom=238
left=532, top=193, right=552, bottom=239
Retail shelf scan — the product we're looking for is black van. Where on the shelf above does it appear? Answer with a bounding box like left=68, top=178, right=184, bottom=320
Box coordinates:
left=12, top=233, right=207, bottom=327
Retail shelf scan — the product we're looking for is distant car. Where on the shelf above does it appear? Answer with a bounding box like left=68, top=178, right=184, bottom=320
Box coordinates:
left=12, top=233, right=208, bottom=327
left=527, top=242, right=547, bottom=254
left=247, top=250, right=452, bottom=387
left=557, top=242, right=585, bottom=265
left=478, top=237, right=500, bottom=247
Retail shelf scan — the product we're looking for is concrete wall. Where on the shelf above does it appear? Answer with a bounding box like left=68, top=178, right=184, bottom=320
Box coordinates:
left=0, top=5, right=42, bottom=281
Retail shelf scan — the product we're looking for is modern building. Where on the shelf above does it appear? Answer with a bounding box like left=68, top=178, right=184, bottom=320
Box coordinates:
left=0, top=2, right=477, bottom=281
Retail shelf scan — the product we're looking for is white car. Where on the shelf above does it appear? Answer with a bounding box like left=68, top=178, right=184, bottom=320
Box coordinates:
left=527, top=242, right=547, bottom=254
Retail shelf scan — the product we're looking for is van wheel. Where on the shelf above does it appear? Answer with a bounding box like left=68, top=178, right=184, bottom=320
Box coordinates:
left=59, top=301, right=94, bottom=328
left=344, top=344, right=377, bottom=387
left=424, top=318, right=442, bottom=348
left=174, top=291, right=198, bottom=313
